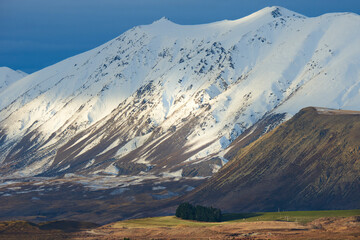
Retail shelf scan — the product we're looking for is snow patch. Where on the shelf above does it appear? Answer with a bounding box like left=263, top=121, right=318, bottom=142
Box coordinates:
left=97, top=138, right=121, bottom=156
left=116, top=134, right=150, bottom=158
left=184, top=140, right=222, bottom=163
left=162, top=169, right=183, bottom=178
left=85, top=159, right=96, bottom=168
left=15, top=157, right=55, bottom=177
left=211, top=164, right=222, bottom=173
left=152, top=186, right=166, bottom=191
left=110, top=188, right=129, bottom=195
left=103, top=163, right=119, bottom=175
left=59, top=164, right=70, bottom=172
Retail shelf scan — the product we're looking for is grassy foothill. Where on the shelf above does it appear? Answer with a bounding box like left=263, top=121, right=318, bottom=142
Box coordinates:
left=110, top=209, right=360, bottom=228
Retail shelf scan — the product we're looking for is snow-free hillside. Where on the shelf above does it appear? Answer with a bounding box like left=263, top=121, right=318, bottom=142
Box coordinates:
left=0, top=67, right=27, bottom=94
left=0, top=6, right=360, bottom=179
left=184, top=107, right=360, bottom=212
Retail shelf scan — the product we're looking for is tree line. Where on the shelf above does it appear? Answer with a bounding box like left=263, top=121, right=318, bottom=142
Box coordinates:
left=175, top=202, right=222, bottom=222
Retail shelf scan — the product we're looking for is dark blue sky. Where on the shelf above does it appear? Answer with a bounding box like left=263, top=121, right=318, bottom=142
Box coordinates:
left=1, top=0, right=360, bottom=73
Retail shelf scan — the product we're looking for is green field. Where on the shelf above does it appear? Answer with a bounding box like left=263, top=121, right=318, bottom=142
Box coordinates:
left=223, top=209, right=360, bottom=224
left=111, top=209, right=360, bottom=228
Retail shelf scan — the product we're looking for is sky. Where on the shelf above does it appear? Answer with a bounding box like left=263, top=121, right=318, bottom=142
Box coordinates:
left=1, top=0, right=360, bottom=74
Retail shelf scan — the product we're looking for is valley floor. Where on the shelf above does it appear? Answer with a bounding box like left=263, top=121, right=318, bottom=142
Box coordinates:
left=81, top=218, right=360, bottom=239
left=1, top=212, right=359, bottom=239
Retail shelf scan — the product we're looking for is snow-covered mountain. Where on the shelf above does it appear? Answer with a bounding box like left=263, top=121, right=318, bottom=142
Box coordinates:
left=1, top=6, right=360, bottom=180
left=0, top=67, right=27, bottom=94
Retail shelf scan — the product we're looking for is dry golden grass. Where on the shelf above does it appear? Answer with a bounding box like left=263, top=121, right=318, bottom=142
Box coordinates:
left=1, top=210, right=360, bottom=239
left=75, top=215, right=360, bottom=239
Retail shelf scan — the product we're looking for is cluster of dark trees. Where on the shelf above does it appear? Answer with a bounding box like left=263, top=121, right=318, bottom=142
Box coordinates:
left=175, top=202, right=222, bottom=222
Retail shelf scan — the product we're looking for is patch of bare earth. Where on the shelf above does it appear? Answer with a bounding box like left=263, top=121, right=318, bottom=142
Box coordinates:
left=68, top=216, right=360, bottom=240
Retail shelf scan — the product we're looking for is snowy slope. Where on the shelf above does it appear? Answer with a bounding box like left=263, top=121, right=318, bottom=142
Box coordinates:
left=0, top=67, right=27, bottom=94
left=0, top=6, right=360, bottom=179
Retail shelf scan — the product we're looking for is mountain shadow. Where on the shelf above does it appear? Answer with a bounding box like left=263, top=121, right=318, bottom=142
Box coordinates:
left=183, top=107, right=360, bottom=213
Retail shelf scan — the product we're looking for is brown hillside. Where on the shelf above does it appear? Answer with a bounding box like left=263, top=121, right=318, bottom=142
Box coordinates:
left=184, top=107, right=360, bottom=212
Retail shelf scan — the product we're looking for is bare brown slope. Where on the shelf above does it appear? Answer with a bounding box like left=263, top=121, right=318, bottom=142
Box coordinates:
left=184, top=107, right=360, bottom=212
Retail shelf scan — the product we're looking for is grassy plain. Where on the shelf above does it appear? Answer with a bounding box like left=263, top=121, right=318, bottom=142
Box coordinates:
left=223, top=209, right=360, bottom=224
left=1, top=209, right=359, bottom=239
left=111, top=209, right=360, bottom=228
left=98, top=210, right=360, bottom=240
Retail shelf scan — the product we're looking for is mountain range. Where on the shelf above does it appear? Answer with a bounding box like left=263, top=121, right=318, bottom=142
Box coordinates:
left=0, top=6, right=359, bottom=223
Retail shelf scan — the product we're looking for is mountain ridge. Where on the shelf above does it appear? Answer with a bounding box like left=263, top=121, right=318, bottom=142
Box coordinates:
left=183, top=107, right=360, bottom=212
left=0, top=6, right=360, bottom=185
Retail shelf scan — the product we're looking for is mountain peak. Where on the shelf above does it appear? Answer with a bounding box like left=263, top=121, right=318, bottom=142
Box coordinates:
left=0, top=66, right=28, bottom=76
left=270, top=6, right=284, bottom=18
left=214, top=6, right=306, bottom=28
left=258, top=6, right=306, bottom=19
left=152, top=17, right=174, bottom=25
left=0, top=66, right=28, bottom=94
